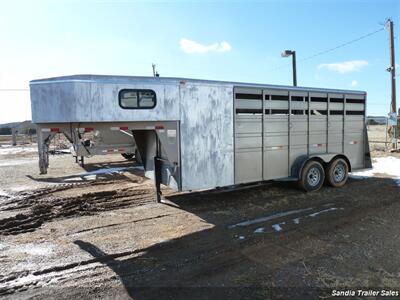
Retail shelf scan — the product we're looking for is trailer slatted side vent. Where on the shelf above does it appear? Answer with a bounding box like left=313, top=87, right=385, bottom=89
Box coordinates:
left=235, top=88, right=366, bottom=184
left=236, top=93, right=263, bottom=100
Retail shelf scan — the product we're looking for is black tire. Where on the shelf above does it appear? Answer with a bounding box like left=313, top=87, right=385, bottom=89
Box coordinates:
left=298, top=160, right=325, bottom=192
left=121, top=153, right=134, bottom=160
left=326, top=158, right=349, bottom=188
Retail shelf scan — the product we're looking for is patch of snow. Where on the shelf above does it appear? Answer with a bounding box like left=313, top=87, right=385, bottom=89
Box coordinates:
left=292, top=207, right=342, bottom=226
left=0, top=186, right=31, bottom=197
left=0, top=159, right=34, bottom=167
left=5, top=262, right=91, bottom=289
left=308, top=207, right=340, bottom=218
left=8, top=273, right=39, bottom=287
left=272, top=222, right=285, bottom=232
left=13, top=243, right=54, bottom=256
left=0, top=242, right=10, bottom=251
left=10, top=186, right=31, bottom=192
left=254, top=227, right=265, bottom=234
left=79, top=166, right=144, bottom=176
left=80, top=175, right=96, bottom=181
left=250, top=207, right=343, bottom=235
left=13, top=262, right=38, bottom=270
left=238, top=236, right=245, bottom=240
left=228, top=207, right=313, bottom=228
left=0, top=146, right=37, bottom=155
left=352, top=157, right=400, bottom=185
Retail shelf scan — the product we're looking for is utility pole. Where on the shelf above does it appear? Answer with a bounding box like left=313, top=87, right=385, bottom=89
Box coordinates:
left=281, top=50, right=297, bottom=86
left=292, top=51, right=297, bottom=87
left=152, top=64, right=159, bottom=77
left=387, top=19, right=397, bottom=149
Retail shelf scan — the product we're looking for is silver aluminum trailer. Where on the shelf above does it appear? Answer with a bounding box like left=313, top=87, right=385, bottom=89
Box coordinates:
left=30, top=75, right=372, bottom=200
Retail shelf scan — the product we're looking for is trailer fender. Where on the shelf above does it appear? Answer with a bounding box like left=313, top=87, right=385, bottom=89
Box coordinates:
left=291, top=154, right=351, bottom=180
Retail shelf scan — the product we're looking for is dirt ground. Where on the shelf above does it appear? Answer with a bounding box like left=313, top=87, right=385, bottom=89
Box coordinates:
left=1, top=126, right=400, bottom=299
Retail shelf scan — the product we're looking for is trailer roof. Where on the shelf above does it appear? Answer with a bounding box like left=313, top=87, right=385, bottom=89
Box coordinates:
left=30, top=74, right=366, bottom=95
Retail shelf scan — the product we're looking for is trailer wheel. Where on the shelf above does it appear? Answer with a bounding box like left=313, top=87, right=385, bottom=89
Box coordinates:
left=299, top=160, right=325, bottom=192
left=326, top=158, right=348, bottom=188
left=121, top=153, right=134, bottom=160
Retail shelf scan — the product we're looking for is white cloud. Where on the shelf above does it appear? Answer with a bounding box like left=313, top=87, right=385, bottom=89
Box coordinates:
left=180, top=38, right=231, bottom=54
left=318, top=60, right=368, bottom=73
left=351, top=80, right=358, bottom=87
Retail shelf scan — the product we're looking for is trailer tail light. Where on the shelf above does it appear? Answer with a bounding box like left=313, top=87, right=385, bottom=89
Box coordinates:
left=155, top=124, right=165, bottom=133
left=42, top=128, right=60, bottom=132
left=349, top=141, right=358, bottom=145
left=84, top=128, right=94, bottom=132
left=111, top=126, right=129, bottom=131
left=312, top=143, right=324, bottom=148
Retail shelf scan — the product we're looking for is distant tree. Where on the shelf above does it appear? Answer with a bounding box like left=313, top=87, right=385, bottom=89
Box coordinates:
left=28, top=128, right=37, bottom=135
left=0, top=128, right=11, bottom=135
left=367, top=119, right=379, bottom=125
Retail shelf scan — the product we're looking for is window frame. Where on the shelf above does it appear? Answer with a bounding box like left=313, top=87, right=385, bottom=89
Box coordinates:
left=118, top=89, right=157, bottom=110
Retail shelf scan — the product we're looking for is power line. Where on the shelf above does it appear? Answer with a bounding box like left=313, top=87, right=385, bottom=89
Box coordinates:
left=268, top=26, right=386, bottom=72
left=299, top=27, right=385, bottom=63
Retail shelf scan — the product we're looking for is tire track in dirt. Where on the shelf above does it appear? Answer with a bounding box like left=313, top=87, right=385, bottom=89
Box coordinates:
left=0, top=236, right=173, bottom=296
left=0, top=182, right=158, bottom=235
left=69, top=213, right=177, bottom=235
left=0, top=256, right=132, bottom=296
left=0, top=180, right=126, bottom=211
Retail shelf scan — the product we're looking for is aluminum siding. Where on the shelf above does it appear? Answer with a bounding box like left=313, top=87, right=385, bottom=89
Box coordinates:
left=179, top=82, right=234, bottom=190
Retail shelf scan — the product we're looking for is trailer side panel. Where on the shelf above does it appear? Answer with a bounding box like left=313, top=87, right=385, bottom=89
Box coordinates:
left=180, top=82, right=234, bottom=190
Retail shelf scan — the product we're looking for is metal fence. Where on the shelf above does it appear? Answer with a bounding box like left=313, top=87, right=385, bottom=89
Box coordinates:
left=366, top=117, right=399, bottom=151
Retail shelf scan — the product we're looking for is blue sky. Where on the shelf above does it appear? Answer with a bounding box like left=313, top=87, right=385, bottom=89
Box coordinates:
left=0, top=0, right=399, bottom=123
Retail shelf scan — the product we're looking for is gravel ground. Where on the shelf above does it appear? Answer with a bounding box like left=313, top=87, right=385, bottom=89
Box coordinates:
left=1, top=127, right=400, bottom=299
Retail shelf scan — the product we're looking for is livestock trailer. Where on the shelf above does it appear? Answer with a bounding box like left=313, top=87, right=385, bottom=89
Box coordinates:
left=30, top=75, right=372, bottom=200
